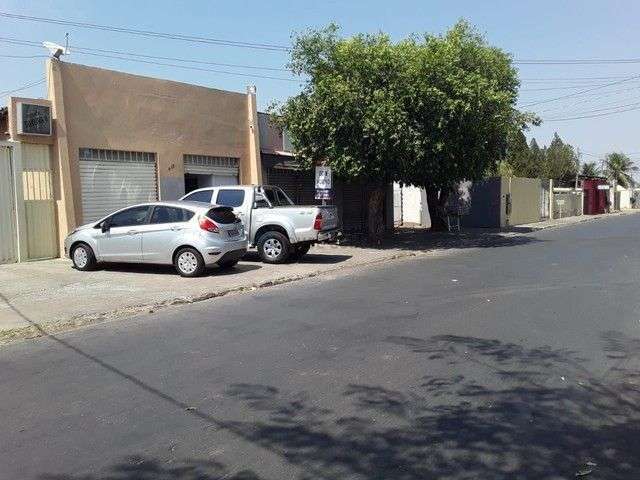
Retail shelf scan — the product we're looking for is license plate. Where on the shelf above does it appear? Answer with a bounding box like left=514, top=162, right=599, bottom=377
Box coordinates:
left=228, top=229, right=239, bottom=237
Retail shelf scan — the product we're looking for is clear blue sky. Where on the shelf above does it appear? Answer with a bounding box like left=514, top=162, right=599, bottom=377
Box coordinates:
left=2, top=0, right=640, bottom=165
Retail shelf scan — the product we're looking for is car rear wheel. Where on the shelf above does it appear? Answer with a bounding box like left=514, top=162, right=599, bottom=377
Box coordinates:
left=71, top=243, right=97, bottom=271
left=257, top=231, right=291, bottom=264
left=174, top=247, right=205, bottom=277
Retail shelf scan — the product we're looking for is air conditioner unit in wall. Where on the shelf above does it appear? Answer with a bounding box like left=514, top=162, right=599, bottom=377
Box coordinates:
left=17, top=102, right=52, bottom=136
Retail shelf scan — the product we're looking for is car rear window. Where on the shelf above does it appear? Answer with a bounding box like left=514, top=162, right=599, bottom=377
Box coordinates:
left=216, top=189, right=245, bottom=207
left=183, top=190, right=212, bottom=203
left=207, top=207, right=237, bottom=224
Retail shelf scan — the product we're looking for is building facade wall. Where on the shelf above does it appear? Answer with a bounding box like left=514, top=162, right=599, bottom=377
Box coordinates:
left=45, top=60, right=262, bottom=253
left=502, top=177, right=542, bottom=227
left=49, top=61, right=259, bottom=215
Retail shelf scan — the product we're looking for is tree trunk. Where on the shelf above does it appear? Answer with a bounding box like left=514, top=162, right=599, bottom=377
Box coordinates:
left=366, top=186, right=386, bottom=244
left=425, top=187, right=448, bottom=231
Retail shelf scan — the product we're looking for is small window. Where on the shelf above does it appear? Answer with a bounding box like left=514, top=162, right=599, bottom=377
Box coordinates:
left=206, top=207, right=238, bottom=224
left=263, top=187, right=294, bottom=207
left=254, top=194, right=269, bottom=208
left=216, top=189, right=245, bottom=207
left=183, top=190, right=212, bottom=203
left=150, top=206, right=195, bottom=224
left=107, top=206, right=151, bottom=228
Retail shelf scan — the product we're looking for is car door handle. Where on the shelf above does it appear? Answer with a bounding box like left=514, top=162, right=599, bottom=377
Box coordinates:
left=127, top=230, right=139, bottom=235
left=170, top=226, right=184, bottom=231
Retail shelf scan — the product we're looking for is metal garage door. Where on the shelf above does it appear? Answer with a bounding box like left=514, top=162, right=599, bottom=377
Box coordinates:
left=0, top=146, right=18, bottom=264
left=79, top=148, right=158, bottom=223
left=184, top=155, right=239, bottom=186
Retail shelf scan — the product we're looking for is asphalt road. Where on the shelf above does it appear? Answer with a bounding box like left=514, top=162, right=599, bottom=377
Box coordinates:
left=1, top=214, right=640, bottom=480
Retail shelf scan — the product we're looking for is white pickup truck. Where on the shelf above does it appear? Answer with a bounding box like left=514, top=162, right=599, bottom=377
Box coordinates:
left=180, top=185, right=340, bottom=263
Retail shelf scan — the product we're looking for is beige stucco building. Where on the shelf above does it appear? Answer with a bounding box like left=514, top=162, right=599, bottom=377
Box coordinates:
left=1, top=59, right=264, bottom=262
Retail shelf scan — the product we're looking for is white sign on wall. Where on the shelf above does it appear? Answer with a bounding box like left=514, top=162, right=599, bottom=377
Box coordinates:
left=597, top=185, right=610, bottom=190
left=315, top=166, right=332, bottom=189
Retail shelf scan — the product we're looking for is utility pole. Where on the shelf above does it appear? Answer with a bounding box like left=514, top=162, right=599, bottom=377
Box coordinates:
left=575, top=148, right=581, bottom=190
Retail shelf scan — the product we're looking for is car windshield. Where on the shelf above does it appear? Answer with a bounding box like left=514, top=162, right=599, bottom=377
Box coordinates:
left=263, top=187, right=294, bottom=207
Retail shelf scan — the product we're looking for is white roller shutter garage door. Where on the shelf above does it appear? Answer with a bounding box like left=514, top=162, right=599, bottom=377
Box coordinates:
left=184, top=154, right=239, bottom=186
left=79, top=148, right=158, bottom=223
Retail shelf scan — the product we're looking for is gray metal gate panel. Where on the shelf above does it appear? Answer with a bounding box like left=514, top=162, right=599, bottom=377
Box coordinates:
left=0, top=146, right=17, bottom=263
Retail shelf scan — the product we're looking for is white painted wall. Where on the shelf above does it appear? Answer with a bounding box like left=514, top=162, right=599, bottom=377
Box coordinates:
left=392, top=183, right=430, bottom=227
left=402, top=185, right=423, bottom=224
left=616, top=185, right=632, bottom=209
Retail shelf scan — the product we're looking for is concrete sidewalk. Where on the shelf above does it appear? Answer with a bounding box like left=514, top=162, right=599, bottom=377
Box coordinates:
left=0, top=244, right=432, bottom=342
left=510, top=209, right=639, bottom=231
left=1, top=209, right=637, bottom=343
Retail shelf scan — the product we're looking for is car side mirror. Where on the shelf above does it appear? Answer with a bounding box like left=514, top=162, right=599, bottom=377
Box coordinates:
left=101, top=221, right=110, bottom=233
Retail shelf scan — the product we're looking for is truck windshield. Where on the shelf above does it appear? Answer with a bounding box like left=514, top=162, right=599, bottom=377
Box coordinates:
left=263, top=187, right=294, bottom=207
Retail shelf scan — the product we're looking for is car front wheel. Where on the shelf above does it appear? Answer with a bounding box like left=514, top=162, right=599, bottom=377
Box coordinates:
left=71, top=243, right=97, bottom=271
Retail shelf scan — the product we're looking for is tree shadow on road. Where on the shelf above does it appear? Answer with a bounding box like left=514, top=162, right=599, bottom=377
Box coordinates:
left=40, top=456, right=263, bottom=480
left=5, top=289, right=639, bottom=479
left=223, top=333, right=640, bottom=479
left=344, top=227, right=545, bottom=253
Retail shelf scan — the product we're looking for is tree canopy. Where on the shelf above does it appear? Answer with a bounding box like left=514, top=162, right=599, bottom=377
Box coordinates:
left=272, top=21, right=536, bottom=231
left=501, top=132, right=579, bottom=182
left=581, top=162, right=600, bottom=178
left=603, top=152, right=638, bottom=188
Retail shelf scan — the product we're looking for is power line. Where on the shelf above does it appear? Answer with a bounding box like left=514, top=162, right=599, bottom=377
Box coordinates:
left=520, top=73, right=640, bottom=108
left=544, top=104, right=640, bottom=121
left=551, top=100, right=640, bottom=117
left=520, top=85, right=608, bottom=92
left=535, top=84, right=640, bottom=114
left=0, top=78, right=46, bottom=96
left=0, top=36, right=293, bottom=74
left=521, top=75, right=639, bottom=81
left=71, top=45, right=290, bottom=72
left=0, top=53, right=48, bottom=59
left=0, top=11, right=290, bottom=52
left=71, top=50, right=300, bottom=82
left=515, top=58, right=640, bottom=65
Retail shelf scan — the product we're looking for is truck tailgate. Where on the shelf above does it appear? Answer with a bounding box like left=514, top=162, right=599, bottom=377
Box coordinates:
left=319, top=206, right=339, bottom=230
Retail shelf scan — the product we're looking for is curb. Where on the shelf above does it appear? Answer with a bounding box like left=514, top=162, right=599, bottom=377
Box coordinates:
left=0, top=249, right=424, bottom=345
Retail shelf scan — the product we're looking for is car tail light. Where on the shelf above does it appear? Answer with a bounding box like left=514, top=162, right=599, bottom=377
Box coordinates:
left=313, top=212, right=323, bottom=230
left=199, top=216, right=219, bottom=233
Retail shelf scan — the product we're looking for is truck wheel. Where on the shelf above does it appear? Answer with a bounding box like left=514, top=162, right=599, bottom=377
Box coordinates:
left=291, top=243, right=311, bottom=262
left=257, top=231, right=291, bottom=264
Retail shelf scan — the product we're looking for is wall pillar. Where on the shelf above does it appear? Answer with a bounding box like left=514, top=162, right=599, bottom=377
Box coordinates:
left=245, top=86, right=262, bottom=184
left=47, top=59, right=77, bottom=255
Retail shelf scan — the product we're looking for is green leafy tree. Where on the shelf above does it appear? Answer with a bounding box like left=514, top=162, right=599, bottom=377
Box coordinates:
left=272, top=21, right=536, bottom=234
left=543, top=133, right=578, bottom=182
left=504, top=129, right=535, bottom=177
left=603, top=152, right=638, bottom=188
left=581, top=161, right=600, bottom=178
left=528, top=138, right=545, bottom=178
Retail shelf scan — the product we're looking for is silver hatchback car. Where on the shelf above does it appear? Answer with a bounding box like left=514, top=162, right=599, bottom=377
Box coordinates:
left=64, top=201, right=248, bottom=277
